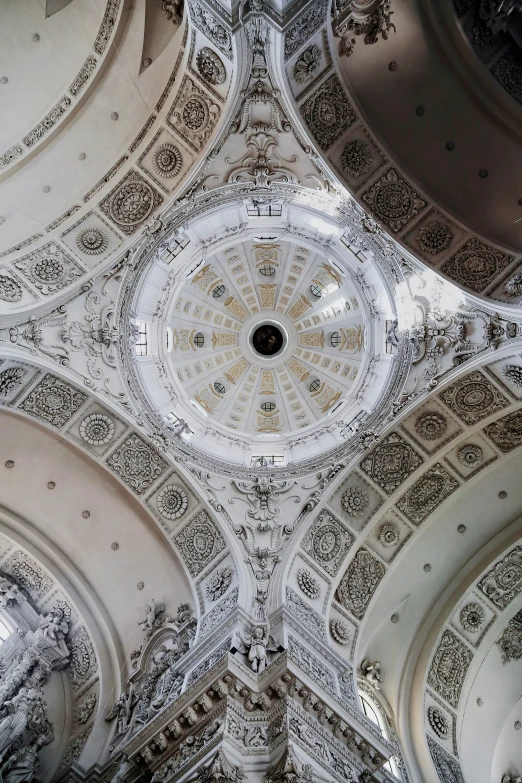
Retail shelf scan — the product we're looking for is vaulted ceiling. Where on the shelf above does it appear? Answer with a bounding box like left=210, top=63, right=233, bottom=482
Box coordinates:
left=1, top=1, right=521, bottom=782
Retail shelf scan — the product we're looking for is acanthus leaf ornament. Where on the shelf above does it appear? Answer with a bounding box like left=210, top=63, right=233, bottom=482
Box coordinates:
left=231, top=477, right=298, bottom=530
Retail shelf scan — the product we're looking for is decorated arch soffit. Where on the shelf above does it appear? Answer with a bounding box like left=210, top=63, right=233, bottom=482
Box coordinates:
left=2, top=2, right=522, bottom=782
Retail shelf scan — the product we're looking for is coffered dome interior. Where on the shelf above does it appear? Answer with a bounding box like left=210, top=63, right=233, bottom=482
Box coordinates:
left=131, top=199, right=399, bottom=467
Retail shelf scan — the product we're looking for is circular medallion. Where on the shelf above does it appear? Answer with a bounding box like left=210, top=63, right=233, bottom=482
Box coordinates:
left=312, top=524, right=342, bottom=562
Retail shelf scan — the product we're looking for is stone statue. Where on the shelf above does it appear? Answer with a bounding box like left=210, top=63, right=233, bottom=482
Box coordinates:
left=234, top=627, right=279, bottom=673
left=138, top=600, right=165, bottom=634
left=0, top=734, right=46, bottom=783
left=106, top=691, right=136, bottom=736
left=0, top=578, right=21, bottom=610
left=173, top=603, right=192, bottom=626
left=0, top=688, right=40, bottom=763
left=39, top=609, right=68, bottom=643
left=361, top=660, right=384, bottom=690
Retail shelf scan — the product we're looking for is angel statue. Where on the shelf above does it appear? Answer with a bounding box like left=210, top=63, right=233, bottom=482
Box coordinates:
left=0, top=578, right=21, bottom=610
left=0, top=688, right=40, bottom=763
left=106, top=691, right=136, bottom=737
left=40, top=608, right=68, bottom=642
left=234, top=626, right=279, bottom=673
left=361, top=660, right=384, bottom=690
left=138, top=600, right=165, bottom=635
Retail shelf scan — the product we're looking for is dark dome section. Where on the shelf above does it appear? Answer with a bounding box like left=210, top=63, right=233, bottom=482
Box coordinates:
left=252, top=323, right=284, bottom=356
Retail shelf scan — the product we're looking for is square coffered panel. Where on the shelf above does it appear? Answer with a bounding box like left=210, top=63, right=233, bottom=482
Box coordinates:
left=61, top=212, right=123, bottom=268
left=145, top=472, right=200, bottom=534
left=328, top=604, right=359, bottom=659
left=487, top=263, right=522, bottom=305
left=360, top=431, right=424, bottom=495
left=402, top=209, right=467, bottom=265
left=449, top=592, right=496, bottom=649
left=0, top=362, right=40, bottom=405
left=365, top=511, right=412, bottom=564
left=328, top=124, right=387, bottom=193
left=190, top=32, right=230, bottom=103
left=444, top=433, right=498, bottom=481
left=437, top=370, right=509, bottom=426
left=0, top=267, right=38, bottom=307
left=286, top=30, right=331, bottom=102
left=400, top=400, right=463, bottom=455
left=424, top=690, right=457, bottom=757
left=329, top=470, right=384, bottom=533
left=289, top=554, right=331, bottom=614
left=395, top=463, right=460, bottom=527
left=138, top=127, right=195, bottom=194
left=197, top=554, right=236, bottom=616
left=484, top=355, right=522, bottom=401
left=361, top=167, right=428, bottom=234
left=65, top=401, right=128, bottom=458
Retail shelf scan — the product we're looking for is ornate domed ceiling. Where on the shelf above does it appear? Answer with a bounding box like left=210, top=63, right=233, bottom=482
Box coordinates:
left=1, top=3, right=522, bottom=783
left=127, top=198, right=403, bottom=469
left=169, top=238, right=365, bottom=437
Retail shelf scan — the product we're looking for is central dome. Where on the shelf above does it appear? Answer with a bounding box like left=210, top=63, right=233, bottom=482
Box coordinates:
left=129, top=198, right=401, bottom=470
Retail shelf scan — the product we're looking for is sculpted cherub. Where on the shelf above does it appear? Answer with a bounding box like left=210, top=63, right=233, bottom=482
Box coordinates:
left=138, top=599, right=165, bottom=635
left=361, top=660, right=384, bottom=690
left=40, top=608, right=68, bottom=642
left=0, top=578, right=20, bottom=609
left=234, top=626, right=279, bottom=673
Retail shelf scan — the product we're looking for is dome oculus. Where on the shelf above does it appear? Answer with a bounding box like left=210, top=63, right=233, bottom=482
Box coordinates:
left=252, top=324, right=284, bottom=356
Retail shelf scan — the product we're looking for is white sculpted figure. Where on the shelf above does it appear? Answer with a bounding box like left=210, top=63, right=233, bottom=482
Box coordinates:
left=361, top=660, right=384, bottom=690
left=234, top=626, right=279, bottom=673
left=0, top=578, right=20, bottom=610
left=0, top=688, right=40, bottom=763
left=40, top=609, right=68, bottom=642
left=106, top=691, right=136, bottom=736
left=138, top=599, right=165, bottom=634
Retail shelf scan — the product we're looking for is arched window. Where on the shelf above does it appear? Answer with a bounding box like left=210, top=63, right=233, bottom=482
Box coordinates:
left=359, top=690, right=404, bottom=780
left=0, top=615, right=11, bottom=642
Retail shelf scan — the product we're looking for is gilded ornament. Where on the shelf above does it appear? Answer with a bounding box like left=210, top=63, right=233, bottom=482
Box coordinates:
left=341, top=485, right=369, bottom=517
left=415, top=411, right=447, bottom=441
left=296, top=567, right=320, bottom=599
left=79, top=413, right=115, bottom=446
left=156, top=484, right=188, bottom=520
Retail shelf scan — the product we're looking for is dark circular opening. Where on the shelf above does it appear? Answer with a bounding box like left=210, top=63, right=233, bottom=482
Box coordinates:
left=252, top=324, right=284, bottom=356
